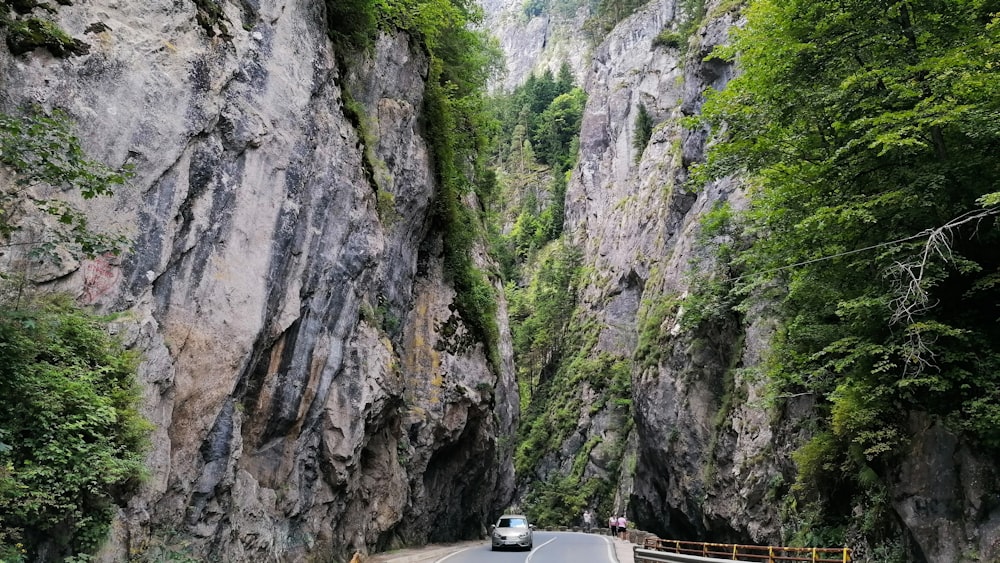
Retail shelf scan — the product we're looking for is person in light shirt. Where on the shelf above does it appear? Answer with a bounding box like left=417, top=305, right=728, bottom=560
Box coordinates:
left=616, top=514, right=627, bottom=540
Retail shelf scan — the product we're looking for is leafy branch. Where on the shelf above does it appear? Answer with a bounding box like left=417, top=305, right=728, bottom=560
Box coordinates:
left=0, top=109, right=132, bottom=265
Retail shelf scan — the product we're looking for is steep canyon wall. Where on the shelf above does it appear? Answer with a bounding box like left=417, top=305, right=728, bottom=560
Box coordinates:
left=0, top=1, right=516, bottom=561
left=489, top=0, right=1000, bottom=559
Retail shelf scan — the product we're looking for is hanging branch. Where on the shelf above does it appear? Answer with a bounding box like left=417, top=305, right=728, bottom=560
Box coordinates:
left=885, top=205, right=1000, bottom=374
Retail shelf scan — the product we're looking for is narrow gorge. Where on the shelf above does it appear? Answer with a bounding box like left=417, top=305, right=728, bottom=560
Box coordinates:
left=0, top=0, right=997, bottom=561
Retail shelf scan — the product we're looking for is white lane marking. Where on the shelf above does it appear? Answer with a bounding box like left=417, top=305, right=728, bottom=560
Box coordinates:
left=601, top=535, right=617, bottom=563
left=435, top=546, right=477, bottom=563
left=525, top=536, right=559, bottom=563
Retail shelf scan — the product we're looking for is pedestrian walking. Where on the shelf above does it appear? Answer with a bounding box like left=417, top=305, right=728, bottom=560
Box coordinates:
left=608, top=514, right=617, bottom=537
left=583, top=509, right=593, bottom=532
left=617, top=514, right=627, bottom=540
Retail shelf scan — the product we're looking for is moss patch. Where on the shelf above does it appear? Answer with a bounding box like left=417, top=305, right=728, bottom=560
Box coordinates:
left=5, top=17, right=89, bottom=57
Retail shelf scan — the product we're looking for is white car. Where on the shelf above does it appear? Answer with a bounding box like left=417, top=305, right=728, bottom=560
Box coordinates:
left=490, top=514, right=534, bottom=551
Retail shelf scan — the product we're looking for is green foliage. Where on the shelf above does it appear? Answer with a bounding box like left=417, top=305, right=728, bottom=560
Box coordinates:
left=631, top=103, right=654, bottom=162
left=520, top=0, right=595, bottom=21
left=0, top=106, right=140, bottom=560
left=696, top=0, right=1000, bottom=550
left=325, top=0, right=377, bottom=49
left=491, top=65, right=584, bottom=173
left=509, top=241, right=582, bottom=395
left=584, top=0, right=650, bottom=38
left=0, top=293, right=150, bottom=560
left=524, top=473, right=612, bottom=528
left=0, top=109, right=131, bottom=262
left=651, top=0, right=707, bottom=52
left=329, top=0, right=505, bottom=366
left=517, top=347, right=631, bottom=525
left=676, top=0, right=707, bottom=40
left=652, top=29, right=684, bottom=49
left=534, top=88, right=587, bottom=170
left=485, top=64, right=583, bottom=275
left=633, top=294, right=681, bottom=371
left=523, top=0, right=546, bottom=18
left=3, top=15, right=89, bottom=57
left=396, top=0, right=504, bottom=368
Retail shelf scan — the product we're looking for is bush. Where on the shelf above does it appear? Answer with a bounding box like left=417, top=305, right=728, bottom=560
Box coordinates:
left=631, top=103, right=653, bottom=162
left=652, top=29, right=684, bottom=49
left=0, top=109, right=131, bottom=262
left=0, top=293, right=150, bottom=559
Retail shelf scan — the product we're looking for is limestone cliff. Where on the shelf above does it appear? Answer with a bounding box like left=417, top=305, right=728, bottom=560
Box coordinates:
left=480, top=0, right=591, bottom=91
left=537, top=0, right=1000, bottom=560
left=0, top=1, right=516, bottom=561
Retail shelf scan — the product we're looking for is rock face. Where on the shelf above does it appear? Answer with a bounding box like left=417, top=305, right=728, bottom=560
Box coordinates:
left=555, top=0, right=1000, bottom=561
left=0, top=1, right=515, bottom=561
left=480, top=0, right=591, bottom=91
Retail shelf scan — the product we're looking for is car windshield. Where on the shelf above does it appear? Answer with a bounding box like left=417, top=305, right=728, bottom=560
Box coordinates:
left=498, top=518, right=527, bottom=528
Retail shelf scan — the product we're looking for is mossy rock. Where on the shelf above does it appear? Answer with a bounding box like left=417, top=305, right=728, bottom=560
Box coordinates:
left=5, top=17, right=89, bottom=56
left=192, top=0, right=231, bottom=39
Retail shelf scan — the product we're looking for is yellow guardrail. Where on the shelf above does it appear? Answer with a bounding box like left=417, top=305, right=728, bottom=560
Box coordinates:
left=643, top=537, right=852, bottom=563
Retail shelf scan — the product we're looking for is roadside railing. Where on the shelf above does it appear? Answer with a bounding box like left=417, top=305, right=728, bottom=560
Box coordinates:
left=638, top=537, right=851, bottom=563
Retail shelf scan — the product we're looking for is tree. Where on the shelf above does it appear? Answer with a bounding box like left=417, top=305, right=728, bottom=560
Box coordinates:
left=0, top=108, right=145, bottom=560
left=0, top=294, right=150, bottom=560
left=631, top=103, right=653, bottom=162
left=699, top=0, right=1000, bottom=547
left=533, top=88, right=586, bottom=169
left=556, top=61, right=575, bottom=96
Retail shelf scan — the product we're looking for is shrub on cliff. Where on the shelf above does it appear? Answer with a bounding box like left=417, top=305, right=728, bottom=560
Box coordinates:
left=0, top=293, right=150, bottom=560
left=0, top=109, right=131, bottom=264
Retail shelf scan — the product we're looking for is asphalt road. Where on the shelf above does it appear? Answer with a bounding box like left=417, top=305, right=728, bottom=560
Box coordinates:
left=438, top=531, right=620, bottom=563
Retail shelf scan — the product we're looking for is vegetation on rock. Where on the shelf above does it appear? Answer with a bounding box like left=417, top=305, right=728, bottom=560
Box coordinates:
left=0, top=110, right=131, bottom=263
left=328, top=0, right=506, bottom=368
left=0, top=294, right=150, bottom=561
left=483, top=59, right=632, bottom=524
left=0, top=110, right=146, bottom=561
left=0, top=1, right=89, bottom=57
left=487, top=64, right=584, bottom=275
left=697, top=0, right=1000, bottom=550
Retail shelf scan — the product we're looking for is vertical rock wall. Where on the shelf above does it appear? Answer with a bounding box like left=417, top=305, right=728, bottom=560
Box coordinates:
left=480, top=0, right=591, bottom=91
left=0, top=1, right=516, bottom=561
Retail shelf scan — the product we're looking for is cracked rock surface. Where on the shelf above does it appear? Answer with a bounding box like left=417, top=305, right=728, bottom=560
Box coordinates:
left=0, top=1, right=516, bottom=561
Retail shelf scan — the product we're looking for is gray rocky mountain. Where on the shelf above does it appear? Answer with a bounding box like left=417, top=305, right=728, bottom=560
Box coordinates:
left=1, top=1, right=515, bottom=561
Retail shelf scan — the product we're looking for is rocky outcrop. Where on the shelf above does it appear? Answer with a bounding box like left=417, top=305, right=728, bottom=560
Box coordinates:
left=0, top=1, right=515, bottom=561
left=563, top=0, right=752, bottom=534
left=480, top=0, right=591, bottom=91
